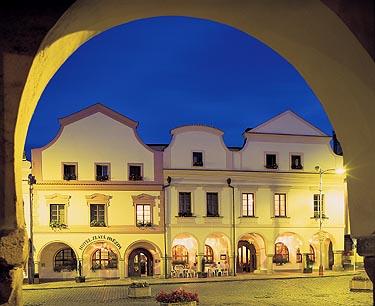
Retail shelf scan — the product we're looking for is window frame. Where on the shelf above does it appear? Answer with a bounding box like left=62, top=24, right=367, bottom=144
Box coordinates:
left=91, top=248, right=118, bottom=270
left=128, top=163, right=144, bottom=181
left=136, top=203, right=152, bottom=226
left=264, top=152, right=278, bottom=169
left=192, top=151, right=204, bottom=167
left=206, top=192, right=219, bottom=217
left=50, top=203, right=66, bottom=225
left=290, top=153, right=303, bottom=170
left=132, top=194, right=158, bottom=228
left=241, top=193, right=255, bottom=217
left=274, top=193, right=287, bottom=217
left=178, top=192, right=192, bottom=217
left=95, top=162, right=110, bottom=181
left=54, top=248, right=77, bottom=272
left=313, top=194, right=325, bottom=218
left=89, top=203, right=106, bottom=227
left=62, top=162, right=78, bottom=180
left=172, top=245, right=189, bottom=265
left=204, top=244, right=214, bottom=263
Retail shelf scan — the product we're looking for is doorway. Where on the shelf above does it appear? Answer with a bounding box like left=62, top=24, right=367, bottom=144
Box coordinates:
left=128, top=248, right=153, bottom=277
left=237, top=240, right=256, bottom=273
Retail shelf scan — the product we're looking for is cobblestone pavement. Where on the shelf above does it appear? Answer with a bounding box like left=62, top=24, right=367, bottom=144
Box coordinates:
left=24, top=276, right=372, bottom=306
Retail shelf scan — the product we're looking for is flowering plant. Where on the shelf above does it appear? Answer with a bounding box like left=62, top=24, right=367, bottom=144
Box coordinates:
left=156, top=288, right=199, bottom=303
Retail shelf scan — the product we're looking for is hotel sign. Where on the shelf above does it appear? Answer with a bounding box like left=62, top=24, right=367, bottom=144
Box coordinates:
left=79, top=234, right=122, bottom=250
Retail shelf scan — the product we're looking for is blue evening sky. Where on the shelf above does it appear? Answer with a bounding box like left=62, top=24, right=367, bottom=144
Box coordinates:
left=25, top=16, right=332, bottom=158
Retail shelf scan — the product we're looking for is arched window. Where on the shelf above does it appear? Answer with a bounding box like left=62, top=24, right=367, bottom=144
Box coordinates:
left=54, top=248, right=77, bottom=272
left=308, top=245, right=315, bottom=263
left=172, top=245, right=188, bottom=264
left=91, top=248, right=118, bottom=270
left=273, top=242, right=289, bottom=264
left=204, top=245, right=214, bottom=263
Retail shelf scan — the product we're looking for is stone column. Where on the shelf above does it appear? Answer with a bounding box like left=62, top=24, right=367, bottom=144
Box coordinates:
left=332, top=250, right=344, bottom=271
left=119, top=259, right=125, bottom=279
left=266, top=254, right=274, bottom=274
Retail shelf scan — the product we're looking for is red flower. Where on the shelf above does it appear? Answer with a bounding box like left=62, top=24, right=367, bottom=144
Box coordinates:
left=155, top=288, right=199, bottom=303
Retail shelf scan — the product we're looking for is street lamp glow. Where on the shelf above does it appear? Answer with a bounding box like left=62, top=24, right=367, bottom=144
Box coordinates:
left=335, top=167, right=346, bottom=175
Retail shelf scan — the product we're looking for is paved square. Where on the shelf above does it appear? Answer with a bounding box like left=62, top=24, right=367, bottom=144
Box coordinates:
left=24, top=276, right=372, bottom=306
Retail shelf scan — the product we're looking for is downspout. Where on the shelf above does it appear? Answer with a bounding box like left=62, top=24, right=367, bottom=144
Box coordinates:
left=227, top=178, right=236, bottom=276
left=162, top=176, right=172, bottom=279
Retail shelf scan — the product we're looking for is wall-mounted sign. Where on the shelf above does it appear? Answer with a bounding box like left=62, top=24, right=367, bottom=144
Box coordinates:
left=79, top=234, right=122, bottom=251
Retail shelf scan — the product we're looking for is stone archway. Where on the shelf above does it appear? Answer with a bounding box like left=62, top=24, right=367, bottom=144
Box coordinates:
left=1, top=1, right=374, bottom=304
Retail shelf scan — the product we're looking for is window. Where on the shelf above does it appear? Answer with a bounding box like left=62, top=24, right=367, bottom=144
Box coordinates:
left=192, top=152, right=203, bottom=167
left=91, top=248, right=118, bottom=270
left=308, top=245, right=315, bottom=263
left=265, top=154, right=278, bottom=169
left=273, top=242, right=289, bottom=264
left=313, top=194, right=325, bottom=218
left=296, top=248, right=302, bottom=263
left=129, top=164, right=143, bottom=181
left=206, top=192, right=219, bottom=217
left=63, top=164, right=77, bottom=180
left=136, top=204, right=151, bottom=226
left=96, top=164, right=109, bottom=181
left=291, top=155, right=303, bottom=169
left=50, top=204, right=65, bottom=226
left=274, top=193, right=286, bottom=217
left=54, top=248, right=77, bottom=272
left=90, top=204, right=106, bottom=227
left=172, top=245, right=189, bottom=264
left=178, top=192, right=192, bottom=217
left=204, top=245, right=214, bottom=263
left=242, top=193, right=254, bottom=217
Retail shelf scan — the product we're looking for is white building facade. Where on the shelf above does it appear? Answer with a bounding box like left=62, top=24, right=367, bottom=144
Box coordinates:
left=25, top=105, right=348, bottom=280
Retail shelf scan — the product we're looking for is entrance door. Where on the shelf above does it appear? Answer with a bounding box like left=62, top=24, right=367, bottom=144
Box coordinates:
left=128, top=248, right=153, bottom=277
left=237, top=240, right=256, bottom=273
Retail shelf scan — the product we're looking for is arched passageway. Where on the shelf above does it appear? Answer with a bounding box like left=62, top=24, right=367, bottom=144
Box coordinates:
left=37, top=242, right=77, bottom=280
left=237, top=233, right=266, bottom=272
left=274, top=232, right=303, bottom=270
left=1, top=1, right=374, bottom=304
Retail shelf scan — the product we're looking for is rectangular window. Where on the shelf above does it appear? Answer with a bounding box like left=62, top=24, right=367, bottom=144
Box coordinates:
left=291, top=155, right=303, bottom=169
left=206, top=192, right=219, bottom=217
left=242, top=193, right=254, bottom=217
left=265, top=154, right=278, bottom=169
left=313, top=194, right=325, bottom=218
left=178, top=192, right=192, bottom=217
left=63, top=164, right=77, bottom=180
left=129, top=164, right=143, bottom=181
left=50, top=204, right=65, bottom=224
left=274, top=193, right=286, bottom=217
left=192, top=152, right=203, bottom=167
left=90, top=204, right=106, bottom=227
left=136, top=204, right=151, bottom=226
left=96, top=164, right=109, bottom=181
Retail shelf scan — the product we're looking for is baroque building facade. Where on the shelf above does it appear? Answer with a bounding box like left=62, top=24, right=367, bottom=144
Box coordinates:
left=24, top=104, right=348, bottom=280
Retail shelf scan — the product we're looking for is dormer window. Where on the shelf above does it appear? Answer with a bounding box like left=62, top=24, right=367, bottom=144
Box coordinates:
left=63, top=164, right=77, bottom=180
left=265, top=154, right=278, bottom=169
left=96, top=164, right=109, bottom=181
left=193, top=152, right=203, bottom=167
left=129, top=164, right=143, bottom=181
left=291, top=155, right=303, bottom=170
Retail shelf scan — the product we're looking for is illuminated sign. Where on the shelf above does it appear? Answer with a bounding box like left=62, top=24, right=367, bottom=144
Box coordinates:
left=79, top=234, right=122, bottom=250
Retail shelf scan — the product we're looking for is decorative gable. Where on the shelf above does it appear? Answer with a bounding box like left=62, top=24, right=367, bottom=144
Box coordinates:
left=249, top=111, right=326, bottom=136
left=132, top=193, right=159, bottom=205
left=85, top=193, right=112, bottom=206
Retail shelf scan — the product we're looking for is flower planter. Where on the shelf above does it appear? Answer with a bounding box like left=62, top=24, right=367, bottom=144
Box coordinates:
left=128, top=286, right=152, bottom=298
left=349, top=279, right=373, bottom=291
left=160, top=302, right=197, bottom=306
